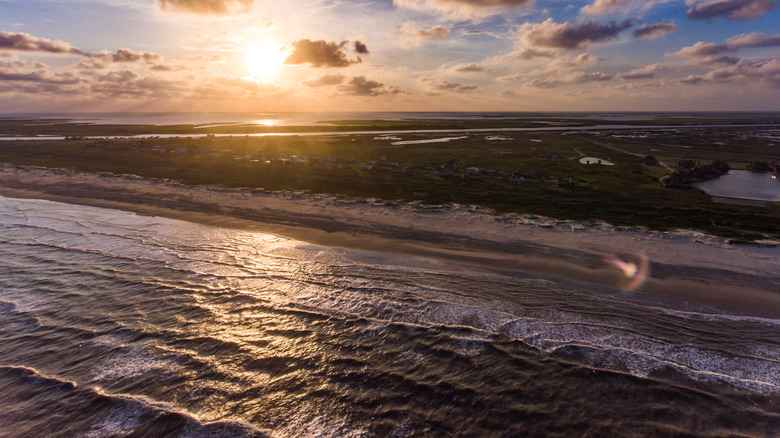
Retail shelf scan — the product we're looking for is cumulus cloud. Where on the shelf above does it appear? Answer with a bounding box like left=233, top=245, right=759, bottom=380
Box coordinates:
left=669, top=32, right=780, bottom=59
left=548, top=53, right=598, bottom=69
left=337, top=76, right=401, bottom=96
left=157, top=0, right=254, bottom=15
left=581, top=0, right=630, bottom=15
left=76, top=49, right=165, bottom=70
left=518, top=18, right=633, bottom=50
left=97, top=70, right=140, bottom=83
left=454, top=63, right=487, bottom=73
left=150, top=63, right=188, bottom=72
left=524, top=71, right=613, bottom=88
left=398, top=22, right=451, bottom=48
left=675, top=58, right=780, bottom=87
left=423, top=77, right=479, bottom=92
left=686, top=0, right=776, bottom=21
left=353, top=41, right=370, bottom=55
left=284, top=39, right=363, bottom=68
left=0, top=32, right=84, bottom=55
left=304, top=73, right=346, bottom=87
left=618, top=63, right=664, bottom=79
left=632, top=21, right=678, bottom=39
left=393, top=0, right=534, bottom=19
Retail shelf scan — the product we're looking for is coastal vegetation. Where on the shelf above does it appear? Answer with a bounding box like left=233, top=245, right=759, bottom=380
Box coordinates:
left=0, top=118, right=778, bottom=241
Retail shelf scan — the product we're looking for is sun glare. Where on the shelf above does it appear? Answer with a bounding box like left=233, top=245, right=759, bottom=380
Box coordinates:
left=244, top=42, right=287, bottom=82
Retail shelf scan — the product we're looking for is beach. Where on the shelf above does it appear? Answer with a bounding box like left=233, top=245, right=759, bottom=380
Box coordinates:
left=1, top=163, right=779, bottom=316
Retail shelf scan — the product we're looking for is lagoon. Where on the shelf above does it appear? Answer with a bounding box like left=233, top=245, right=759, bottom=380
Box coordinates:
left=694, top=170, right=780, bottom=202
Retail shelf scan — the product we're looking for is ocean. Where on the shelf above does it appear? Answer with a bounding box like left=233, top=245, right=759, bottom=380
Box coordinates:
left=1, top=195, right=779, bottom=437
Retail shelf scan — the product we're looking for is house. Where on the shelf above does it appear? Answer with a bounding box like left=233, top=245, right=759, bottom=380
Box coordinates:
left=661, top=171, right=691, bottom=188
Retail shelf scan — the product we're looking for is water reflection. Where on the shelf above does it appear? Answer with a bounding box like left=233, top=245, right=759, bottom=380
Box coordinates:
left=694, top=170, right=780, bottom=201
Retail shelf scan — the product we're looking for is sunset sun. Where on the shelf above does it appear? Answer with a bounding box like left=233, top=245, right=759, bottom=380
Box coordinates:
left=244, top=41, right=287, bottom=81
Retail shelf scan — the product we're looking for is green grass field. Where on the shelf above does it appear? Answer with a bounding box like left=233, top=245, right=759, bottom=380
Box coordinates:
left=1, top=117, right=778, bottom=240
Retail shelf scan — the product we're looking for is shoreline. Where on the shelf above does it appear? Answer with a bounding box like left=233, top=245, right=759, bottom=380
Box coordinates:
left=1, top=163, right=779, bottom=317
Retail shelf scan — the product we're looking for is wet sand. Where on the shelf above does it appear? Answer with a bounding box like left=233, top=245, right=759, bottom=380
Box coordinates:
left=1, top=164, right=779, bottom=316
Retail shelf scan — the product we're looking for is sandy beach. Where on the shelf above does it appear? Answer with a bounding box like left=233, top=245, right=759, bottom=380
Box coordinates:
left=1, top=163, right=779, bottom=316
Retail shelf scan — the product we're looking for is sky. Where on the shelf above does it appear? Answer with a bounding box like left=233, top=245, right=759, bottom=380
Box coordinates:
left=1, top=0, right=779, bottom=112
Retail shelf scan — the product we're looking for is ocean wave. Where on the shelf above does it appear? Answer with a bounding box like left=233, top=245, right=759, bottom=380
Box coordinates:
left=0, top=365, right=270, bottom=438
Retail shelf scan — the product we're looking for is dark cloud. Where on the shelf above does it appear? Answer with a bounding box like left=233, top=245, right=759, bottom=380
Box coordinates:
left=0, top=32, right=84, bottom=55
left=76, top=49, right=165, bottom=70
left=520, top=18, right=633, bottom=50
left=110, top=49, right=163, bottom=63
left=686, top=0, right=776, bottom=21
left=679, top=74, right=705, bottom=84
left=157, top=0, right=254, bottom=15
left=0, top=70, right=81, bottom=85
left=353, top=41, right=370, bottom=55
left=304, top=73, right=346, bottom=87
left=455, top=63, right=487, bottom=73
left=632, top=21, right=678, bottom=39
left=284, top=39, right=362, bottom=68
left=337, top=76, right=401, bottom=96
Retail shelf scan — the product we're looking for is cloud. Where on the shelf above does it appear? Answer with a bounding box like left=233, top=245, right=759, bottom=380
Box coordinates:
left=518, top=18, right=633, bottom=50
left=524, top=71, right=613, bottom=88
left=393, top=0, right=534, bottom=19
left=109, top=49, right=163, bottom=63
left=699, top=59, right=780, bottom=86
left=580, top=0, right=670, bottom=16
left=150, top=63, right=187, bottom=72
left=337, top=75, right=401, bottom=96
left=686, top=0, right=776, bottom=21
left=284, top=39, right=363, bottom=68
left=423, top=77, right=479, bottom=92
left=97, top=70, right=141, bottom=82
left=581, top=0, right=630, bottom=15
left=454, top=63, right=487, bottom=73
left=157, top=0, right=254, bottom=15
left=399, top=22, right=451, bottom=48
left=548, top=52, right=598, bottom=69
left=497, top=52, right=598, bottom=82
left=353, top=41, right=370, bottom=55
left=0, top=32, right=84, bottom=55
left=304, top=73, right=346, bottom=87
left=0, top=68, right=82, bottom=85
left=618, top=63, right=664, bottom=79
left=498, top=47, right=557, bottom=61
left=669, top=32, right=780, bottom=59
left=76, top=49, right=165, bottom=70
left=632, top=21, right=678, bottom=39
